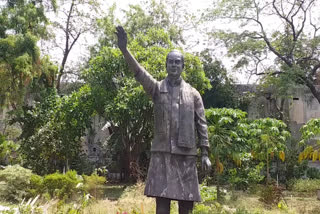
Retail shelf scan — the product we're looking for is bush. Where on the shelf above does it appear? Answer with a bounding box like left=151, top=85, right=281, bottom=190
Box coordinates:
left=292, top=178, right=320, bottom=193
left=192, top=204, right=216, bottom=214
left=43, top=170, right=82, bottom=199
left=193, top=203, right=231, bottom=214
left=306, top=167, right=320, bottom=179
left=29, top=174, right=44, bottom=197
left=83, top=172, right=106, bottom=199
left=0, top=165, right=37, bottom=202
left=199, top=185, right=217, bottom=203
left=258, top=183, right=285, bottom=206
left=228, top=162, right=265, bottom=190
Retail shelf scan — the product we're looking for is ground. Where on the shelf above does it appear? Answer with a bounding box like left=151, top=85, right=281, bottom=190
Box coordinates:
left=1, top=183, right=320, bottom=213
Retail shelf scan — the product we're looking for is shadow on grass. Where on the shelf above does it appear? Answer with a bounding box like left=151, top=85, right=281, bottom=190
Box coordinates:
left=102, top=184, right=127, bottom=200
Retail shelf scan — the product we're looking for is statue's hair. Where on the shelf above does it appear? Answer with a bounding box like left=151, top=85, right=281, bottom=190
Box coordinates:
left=166, top=50, right=184, bottom=68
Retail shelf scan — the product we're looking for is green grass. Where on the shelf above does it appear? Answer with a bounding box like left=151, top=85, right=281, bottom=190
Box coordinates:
left=102, top=184, right=126, bottom=200
left=2, top=183, right=320, bottom=214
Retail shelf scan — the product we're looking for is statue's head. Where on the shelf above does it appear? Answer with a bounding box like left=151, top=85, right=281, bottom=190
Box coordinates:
left=166, top=50, right=184, bottom=79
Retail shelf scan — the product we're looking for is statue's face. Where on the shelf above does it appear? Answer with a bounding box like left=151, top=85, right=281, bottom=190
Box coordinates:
left=166, top=51, right=183, bottom=79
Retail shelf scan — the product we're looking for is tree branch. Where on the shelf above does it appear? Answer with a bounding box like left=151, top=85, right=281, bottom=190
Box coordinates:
left=311, top=62, right=320, bottom=76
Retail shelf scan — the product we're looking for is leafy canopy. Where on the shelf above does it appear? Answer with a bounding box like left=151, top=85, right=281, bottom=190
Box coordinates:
left=12, top=86, right=95, bottom=175
left=0, top=0, right=57, bottom=107
left=208, top=0, right=320, bottom=103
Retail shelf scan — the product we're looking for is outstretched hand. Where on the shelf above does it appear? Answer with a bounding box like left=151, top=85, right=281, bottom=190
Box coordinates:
left=115, top=26, right=127, bottom=52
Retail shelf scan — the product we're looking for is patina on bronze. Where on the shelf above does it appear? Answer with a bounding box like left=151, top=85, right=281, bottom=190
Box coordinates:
left=116, top=26, right=211, bottom=214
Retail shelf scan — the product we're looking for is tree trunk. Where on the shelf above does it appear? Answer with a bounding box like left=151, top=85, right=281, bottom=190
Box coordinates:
left=217, top=175, right=221, bottom=202
left=215, top=158, right=222, bottom=202
left=122, top=147, right=131, bottom=181
left=267, top=151, right=271, bottom=184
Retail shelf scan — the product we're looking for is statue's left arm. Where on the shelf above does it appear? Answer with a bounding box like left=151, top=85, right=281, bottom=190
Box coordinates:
left=194, top=91, right=212, bottom=172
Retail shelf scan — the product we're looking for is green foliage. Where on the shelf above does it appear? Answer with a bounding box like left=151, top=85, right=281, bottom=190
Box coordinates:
left=292, top=179, right=320, bottom=194
left=248, top=118, right=290, bottom=181
left=205, top=108, right=249, bottom=172
left=59, top=194, right=91, bottom=214
left=200, top=49, right=240, bottom=109
left=96, top=0, right=187, bottom=49
left=192, top=204, right=217, bottom=214
left=300, top=118, right=320, bottom=145
left=28, top=174, right=44, bottom=197
left=205, top=108, right=250, bottom=200
left=228, top=161, right=264, bottom=190
left=18, top=203, right=43, bottom=214
left=83, top=172, right=106, bottom=199
left=0, top=164, right=36, bottom=202
left=43, top=170, right=82, bottom=199
left=0, top=0, right=57, bottom=107
left=258, top=183, right=285, bottom=206
left=306, top=167, right=320, bottom=179
left=70, top=153, right=95, bottom=176
left=0, top=33, right=40, bottom=106
left=0, top=0, right=56, bottom=38
left=12, top=86, right=95, bottom=175
left=0, top=209, right=16, bottom=214
left=193, top=202, right=231, bottom=214
left=0, top=134, right=20, bottom=165
left=200, top=185, right=217, bottom=203
left=248, top=118, right=290, bottom=158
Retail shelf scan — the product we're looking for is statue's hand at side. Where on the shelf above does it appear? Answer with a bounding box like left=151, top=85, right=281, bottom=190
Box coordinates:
left=115, top=26, right=127, bottom=52
left=201, top=155, right=212, bottom=172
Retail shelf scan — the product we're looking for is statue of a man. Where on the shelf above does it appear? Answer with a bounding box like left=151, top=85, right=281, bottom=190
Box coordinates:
left=116, top=26, right=211, bottom=214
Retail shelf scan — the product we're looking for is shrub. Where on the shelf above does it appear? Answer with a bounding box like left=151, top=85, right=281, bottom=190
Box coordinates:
left=292, top=178, right=320, bottom=193
left=199, top=185, right=217, bottom=203
left=43, top=170, right=82, bottom=199
left=0, top=165, right=37, bottom=202
left=306, top=167, right=320, bottom=179
left=193, top=204, right=215, bottom=214
left=228, top=162, right=265, bottom=191
left=83, top=172, right=106, bottom=198
left=29, top=174, right=44, bottom=197
left=193, top=202, right=231, bottom=214
left=258, top=183, right=285, bottom=206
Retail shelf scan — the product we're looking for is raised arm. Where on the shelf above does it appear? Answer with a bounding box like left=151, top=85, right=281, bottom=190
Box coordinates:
left=115, top=26, right=144, bottom=75
left=115, top=26, right=158, bottom=98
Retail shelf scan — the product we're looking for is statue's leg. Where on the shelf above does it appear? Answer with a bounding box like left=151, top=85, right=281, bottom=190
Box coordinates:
left=178, top=200, right=194, bottom=214
left=156, top=197, right=170, bottom=214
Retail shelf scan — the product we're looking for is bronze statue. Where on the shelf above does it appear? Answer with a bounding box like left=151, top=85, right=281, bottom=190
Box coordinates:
left=116, top=26, right=211, bottom=214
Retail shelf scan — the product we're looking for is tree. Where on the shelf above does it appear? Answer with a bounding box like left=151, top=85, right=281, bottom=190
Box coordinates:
left=205, top=108, right=249, bottom=200
left=95, top=0, right=199, bottom=51
left=209, top=0, right=320, bottom=104
left=199, top=49, right=240, bottom=109
left=45, top=0, right=101, bottom=92
left=11, top=86, right=95, bottom=175
left=83, top=28, right=211, bottom=180
left=248, top=118, right=290, bottom=182
left=0, top=0, right=57, bottom=108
